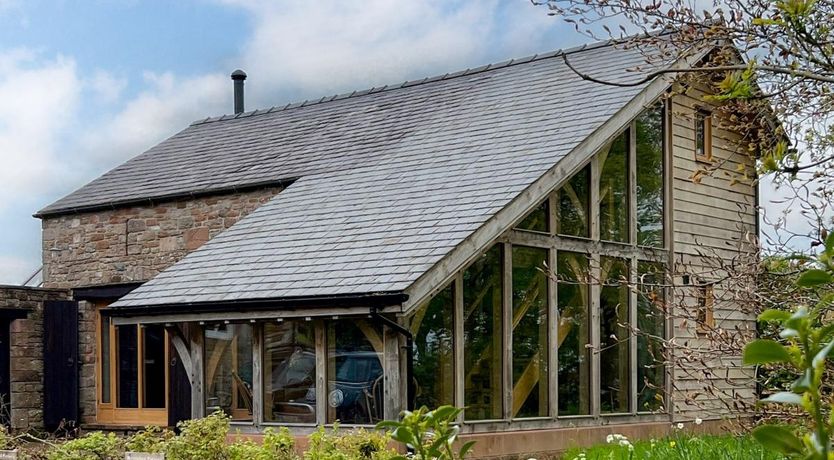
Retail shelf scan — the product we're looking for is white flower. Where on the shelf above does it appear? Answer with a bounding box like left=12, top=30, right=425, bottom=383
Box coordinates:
left=694, top=417, right=703, bottom=425
left=618, top=439, right=632, bottom=448
left=606, top=434, right=614, bottom=443
left=676, top=422, right=684, bottom=430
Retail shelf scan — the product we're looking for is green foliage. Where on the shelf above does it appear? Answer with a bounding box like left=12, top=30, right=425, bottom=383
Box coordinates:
left=743, top=234, right=834, bottom=459
left=47, top=432, right=123, bottom=460
left=376, top=405, right=475, bottom=460
left=304, top=425, right=397, bottom=460
left=124, top=425, right=174, bottom=454
left=227, top=427, right=298, bottom=460
left=561, top=433, right=783, bottom=460
left=165, top=411, right=231, bottom=460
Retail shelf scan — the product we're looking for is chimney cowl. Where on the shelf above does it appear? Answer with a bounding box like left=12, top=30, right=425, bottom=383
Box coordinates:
left=231, top=69, right=246, bottom=114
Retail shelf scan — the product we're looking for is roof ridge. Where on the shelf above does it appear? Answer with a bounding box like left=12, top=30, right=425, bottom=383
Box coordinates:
left=190, top=38, right=624, bottom=127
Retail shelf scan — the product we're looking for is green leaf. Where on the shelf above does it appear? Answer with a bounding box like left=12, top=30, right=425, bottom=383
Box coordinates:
left=812, top=341, right=834, bottom=368
left=459, top=440, right=477, bottom=458
left=758, top=309, right=791, bottom=322
left=791, top=369, right=812, bottom=392
left=743, top=339, right=792, bottom=365
left=797, top=269, right=832, bottom=288
left=761, top=391, right=804, bottom=405
left=825, top=231, right=834, bottom=254
left=752, top=425, right=804, bottom=454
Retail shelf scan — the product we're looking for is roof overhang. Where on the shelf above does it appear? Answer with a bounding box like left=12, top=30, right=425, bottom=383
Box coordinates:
left=107, top=291, right=407, bottom=325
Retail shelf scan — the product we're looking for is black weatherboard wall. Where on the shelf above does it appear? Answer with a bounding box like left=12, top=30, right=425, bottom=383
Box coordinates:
left=43, top=301, right=79, bottom=431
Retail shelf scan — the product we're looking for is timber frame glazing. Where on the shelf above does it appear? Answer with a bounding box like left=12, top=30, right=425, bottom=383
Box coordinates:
left=407, top=99, right=675, bottom=430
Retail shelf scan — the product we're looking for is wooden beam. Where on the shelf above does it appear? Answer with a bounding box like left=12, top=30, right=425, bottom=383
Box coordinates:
left=252, top=324, right=263, bottom=425
left=315, top=321, right=326, bottom=425
left=502, top=242, right=513, bottom=420
left=383, top=325, right=402, bottom=420
left=547, top=246, right=558, bottom=419
left=165, top=324, right=192, bottom=373
left=590, top=152, right=601, bottom=418
left=454, top=273, right=465, bottom=422
left=189, top=326, right=205, bottom=419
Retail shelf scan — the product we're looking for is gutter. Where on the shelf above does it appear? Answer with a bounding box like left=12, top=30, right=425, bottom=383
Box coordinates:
left=105, top=291, right=409, bottom=317
left=370, top=307, right=415, bottom=412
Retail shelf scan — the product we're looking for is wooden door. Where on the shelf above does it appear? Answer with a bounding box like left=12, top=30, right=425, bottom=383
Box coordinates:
left=43, top=301, right=79, bottom=431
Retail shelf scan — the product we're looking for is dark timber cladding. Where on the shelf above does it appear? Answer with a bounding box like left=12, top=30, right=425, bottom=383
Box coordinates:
left=43, top=301, right=79, bottom=431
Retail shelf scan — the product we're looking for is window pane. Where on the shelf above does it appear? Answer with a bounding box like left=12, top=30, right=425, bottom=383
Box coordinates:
left=410, top=284, right=454, bottom=410
left=264, top=321, right=316, bottom=424
left=205, top=324, right=253, bottom=422
left=695, top=111, right=707, bottom=157
left=511, top=246, right=548, bottom=418
left=463, top=245, right=503, bottom=420
left=116, top=325, right=138, bottom=408
left=516, top=200, right=549, bottom=233
left=600, top=257, right=630, bottom=413
left=599, top=132, right=629, bottom=242
left=100, top=315, right=111, bottom=404
left=142, top=325, right=166, bottom=409
left=638, top=262, right=666, bottom=412
left=557, top=251, right=590, bottom=416
left=636, top=104, right=664, bottom=247
left=327, top=320, right=384, bottom=424
left=557, top=165, right=590, bottom=238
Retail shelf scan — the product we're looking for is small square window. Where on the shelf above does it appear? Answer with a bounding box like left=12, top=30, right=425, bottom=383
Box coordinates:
left=694, top=109, right=713, bottom=163
left=696, top=284, right=715, bottom=334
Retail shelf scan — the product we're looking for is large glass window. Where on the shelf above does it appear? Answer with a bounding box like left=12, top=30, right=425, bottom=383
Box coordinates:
left=516, top=200, right=549, bottom=233
left=99, top=319, right=168, bottom=414
left=557, top=165, right=591, bottom=238
left=511, top=246, right=549, bottom=418
left=263, top=321, right=317, bottom=424
left=205, top=324, right=253, bottom=422
left=410, top=284, right=454, bottom=410
left=600, top=257, right=630, bottom=414
left=637, top=262, right=666, bottom=412
left=100, top=316, right=111, bottom=405
left=463, top=244, right=504, bottom=421
left=116, top=325, right=139, bottom=408
left=327, top=320, right=384, bottom=424
left=599, top=132, right=629, bottom=242
left=636, top=103, right=665, bottom=247
left=556, top=251, right=590, bottom=416
left=142, top=326, right=167, bottom=409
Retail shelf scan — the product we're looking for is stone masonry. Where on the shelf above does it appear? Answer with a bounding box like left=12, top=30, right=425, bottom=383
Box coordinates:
left=41, top=187, right=282, bottom=289
left=39, top=186, right=281, bottom=428
left=0, top=285, right=69, bottom=431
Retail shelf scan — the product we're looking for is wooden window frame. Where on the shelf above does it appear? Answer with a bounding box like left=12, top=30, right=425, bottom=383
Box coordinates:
left=696, top=284, right=715, bottom=334
left=96, top=305, right=169, bottom=426
left=694, top=108, right=713, bottom=163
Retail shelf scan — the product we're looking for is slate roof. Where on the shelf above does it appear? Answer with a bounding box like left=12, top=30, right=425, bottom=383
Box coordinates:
left=87, top=41, right=658, bottom=309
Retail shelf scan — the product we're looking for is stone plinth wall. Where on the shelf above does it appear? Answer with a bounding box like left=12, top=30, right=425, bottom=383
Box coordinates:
left=41, top=187, right=282, bottom=289
left=0, top=285, right=69, bottom=431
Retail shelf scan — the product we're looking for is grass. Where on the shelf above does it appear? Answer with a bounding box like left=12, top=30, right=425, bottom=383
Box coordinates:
left=560, top=433, right=785, bottom=460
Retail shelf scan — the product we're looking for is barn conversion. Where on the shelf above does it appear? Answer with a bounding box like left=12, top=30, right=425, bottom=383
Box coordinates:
left=6, top=35, right=761, bottom=458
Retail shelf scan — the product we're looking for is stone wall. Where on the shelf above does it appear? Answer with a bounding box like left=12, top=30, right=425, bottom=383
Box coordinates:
left=41, top=187, right=282, bottom=288
left=0, top=285, right=69, bottom=431
left=40, top=186, right=281, bottom=428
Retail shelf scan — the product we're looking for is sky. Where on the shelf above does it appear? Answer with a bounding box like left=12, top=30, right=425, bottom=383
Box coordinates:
left=0, top=0, right=586, bottom=284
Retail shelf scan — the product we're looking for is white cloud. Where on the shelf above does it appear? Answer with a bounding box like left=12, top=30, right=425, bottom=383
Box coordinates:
left=0, top=255, right=37, bottom=285
left=0, top=49, right=80, bottom=212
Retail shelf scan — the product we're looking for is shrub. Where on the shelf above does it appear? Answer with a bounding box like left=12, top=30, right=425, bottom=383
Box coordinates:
left=377, top=406, right=474, bottom=460
left=305, top=425, right=397, bottom=460
left=165, top=411, right=231, bottom=460
left=124, top=425, right=174, bottom=454
left=228, top=428, right=297, bottom=460
left=47, top=432, right=123, bottom=460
